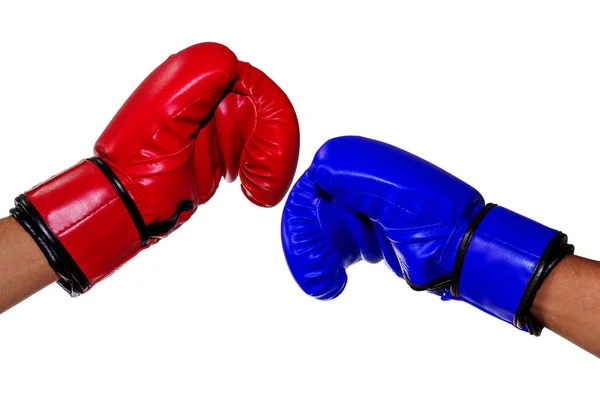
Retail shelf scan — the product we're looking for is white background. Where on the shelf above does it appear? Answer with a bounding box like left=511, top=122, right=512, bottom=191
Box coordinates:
left=0, top=1, right=599, bottom=399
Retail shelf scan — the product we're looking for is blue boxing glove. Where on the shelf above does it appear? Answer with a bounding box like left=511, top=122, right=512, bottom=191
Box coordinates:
left=281, top=136, right=574, bottom=334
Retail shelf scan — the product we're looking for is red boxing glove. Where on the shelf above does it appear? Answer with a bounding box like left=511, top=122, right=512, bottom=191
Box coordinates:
left=11, top=42, right=299, bottom=296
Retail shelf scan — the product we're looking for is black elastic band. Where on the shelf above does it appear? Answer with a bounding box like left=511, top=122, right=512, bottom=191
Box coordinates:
left=87, top=157, right=195, bottom=245
left=10, top=195, right=90, bottom=296
left=450, top=203, right=497, bottom=298
left=404, top=275, right=451, bottom=292
left=87, top=157, right=149, bottom=246
left=515, top=232, right=574, bottom=335
left=146, top=201, right=194, bottom=237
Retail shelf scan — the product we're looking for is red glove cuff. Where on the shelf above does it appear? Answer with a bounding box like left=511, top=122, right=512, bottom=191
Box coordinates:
left=11, top=159, right=141, bottom=295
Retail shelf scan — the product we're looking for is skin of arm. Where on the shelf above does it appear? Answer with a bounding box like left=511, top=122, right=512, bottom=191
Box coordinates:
left=0, top=215, right=599, bottom=358
left=0, top=216, right=57, bottom=313
left=532, top=255, right=600, bottom=357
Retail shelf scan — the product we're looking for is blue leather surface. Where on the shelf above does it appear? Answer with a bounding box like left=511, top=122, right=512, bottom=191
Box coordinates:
left=281, top=169, right=382, bottom=299
left=281, top=136, right=559, bottom=330
left=459, top=206, right=557, bottom=324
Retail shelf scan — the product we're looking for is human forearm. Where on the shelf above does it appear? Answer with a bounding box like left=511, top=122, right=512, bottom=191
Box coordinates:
left=0, top=217, right=57, bottom=313
left=532, top=255, right=600, bottom=357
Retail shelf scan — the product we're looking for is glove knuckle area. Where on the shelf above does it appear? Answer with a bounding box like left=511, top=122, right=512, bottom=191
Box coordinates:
left=167, top=43, right=238, bottom=90
left=310, top=136, right=485, bottom=230
left=97, top=42, right=238, bottom=165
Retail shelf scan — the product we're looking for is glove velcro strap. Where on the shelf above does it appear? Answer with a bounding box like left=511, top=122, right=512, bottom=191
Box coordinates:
left=452, top=205, right=573, bottom=335
left=11, top=159, right=196, bottom=296
left=10, top=160, right=141, bottom=296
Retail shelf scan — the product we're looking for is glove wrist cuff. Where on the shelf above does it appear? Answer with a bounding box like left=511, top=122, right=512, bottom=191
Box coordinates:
left=11, top=160, right=142, bottom=296
left=452, top=205, right=573, bottom=335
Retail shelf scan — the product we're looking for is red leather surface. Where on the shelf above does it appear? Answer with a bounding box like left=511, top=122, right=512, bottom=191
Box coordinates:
left=22, top=42, right=300, bottom=289
left=95, top=42, right=239, bottom=225
left=26, top=161, right=140, bottom=286
left=195, top=61, right=300, bottom=206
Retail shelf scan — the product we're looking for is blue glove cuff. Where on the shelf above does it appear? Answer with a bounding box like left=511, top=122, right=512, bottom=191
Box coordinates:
left=451, top=205, right=573, bottom=335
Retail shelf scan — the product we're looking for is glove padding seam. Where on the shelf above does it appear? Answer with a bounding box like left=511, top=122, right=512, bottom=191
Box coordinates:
left=54, top=196, right=118, bottom=236
left=323, top=187, right=454, bottom=231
